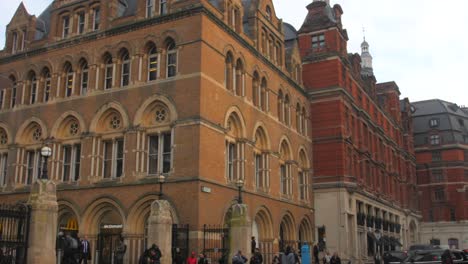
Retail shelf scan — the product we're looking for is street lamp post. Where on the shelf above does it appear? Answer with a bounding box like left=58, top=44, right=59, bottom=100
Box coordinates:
left=40, top=146, right=52, bottom=180
left=236, top=179, right=244, bottom=204
left=157, top=175, right=166, bottom=199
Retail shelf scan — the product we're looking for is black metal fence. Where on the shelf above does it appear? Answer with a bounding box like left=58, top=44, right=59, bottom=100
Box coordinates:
left=0, top=203, right=31, bottom=264
left=203, top=225, right=229, bottom=264
left=172, top=224, right=190, bottom=263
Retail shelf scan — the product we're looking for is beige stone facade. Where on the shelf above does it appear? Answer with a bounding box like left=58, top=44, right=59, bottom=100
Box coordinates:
left=0, top=0, right=314, bottom=263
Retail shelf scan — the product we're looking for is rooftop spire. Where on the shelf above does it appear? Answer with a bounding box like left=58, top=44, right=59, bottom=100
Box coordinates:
left=360, top=29, right=374, bottom=76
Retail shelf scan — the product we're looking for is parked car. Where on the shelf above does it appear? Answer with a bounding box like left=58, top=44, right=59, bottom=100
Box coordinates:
left=402, top=249, right=468, bottom=264
left=408, top=244, right=441, bottom=254
left=383, top=251, right=408, bottom=264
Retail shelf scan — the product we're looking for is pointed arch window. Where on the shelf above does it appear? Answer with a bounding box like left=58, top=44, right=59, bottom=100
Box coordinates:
left=63, top=144, right=81, bottom=182
left=284, top=95, right=290, bottom=125
left=225, top=53, right=234, bottom=91
left=104, top=54, right=114, bottom=89
left=279, top=141, right=293, bottom=197
left=278, top=90, right=284, bottom=122
left=301, top=107, right=307, bottom=135
left=12, top=32, right=18, bottom=54
left=120, top=49, right=131, bottom=87
left=298, top=150, right=309, bottom=201
left=225, top=114, right=245, bottom=183
left=78, top=12, right=86, bottom=34
left=235, top=59, right=244, bottom=96
left=296, top=103, right=301, bottom=132
left=26, top=149, right=42, bottom=185
left=266, top=6, right=272, bottom=20
left=254, top=128, right=269, bottom=191
left=62, top=15, right=70, bottom=38
left=148, top=43, right=159, bottom=81
left=103, top=139, right=124, bottom=179
left=166, top=39, right=177, bottom=78
left=93, top=7, right=101, bottom=31
left=0, top=153, right=7, bottom=186
left=42, top=68, right=51, bottom=102
left=29, top=73, right=38, bottom=104
left=79, top=60, right=89, bottom=95
left=252, top=72, right=260, bottom=108
left=64, top=63, right=74, bottom=97
left=260, top=78, right=268, bottom=111
left=10, top=77, right=17, bottom=108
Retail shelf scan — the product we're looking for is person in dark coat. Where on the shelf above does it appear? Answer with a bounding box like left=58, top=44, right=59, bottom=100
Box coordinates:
left=198, top=253, right=209, bottom=264
left=114, top=236, right=127, bottom=264
left=80, top=236, right=92, bottom=264
left=139, top=244, right=162, bottom=264
left=330, top=253, right=341, bottom=264
left=441, top=250, right=454, bottom=264
left=250, top=248, right=264, bottom=264
left=173, top=248, right=184, bottom=264
left=313, top=245, right=319, bottom=264
left=252, top=236, right=257, bottom=254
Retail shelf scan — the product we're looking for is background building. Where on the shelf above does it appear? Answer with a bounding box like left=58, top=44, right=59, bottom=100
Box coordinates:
left=0, top=0, right=314, bottom=263
left=293, top=0, right=421, bottom=261
left=412, top=99, right=468, bottom=249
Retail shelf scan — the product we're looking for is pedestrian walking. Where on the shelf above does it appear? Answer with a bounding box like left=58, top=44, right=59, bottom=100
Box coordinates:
left=322, top=251, right=331, bottom=264
left=330, top=253, right=341, bottom=264
left=232, top=250, right=248, bottom=264
left=80, top=236, right=91, bottom=264
left=272, top=253, right=280, bottom=264
left=114, top=236, right=127, bottom=264
left=252, top=236, right=257, bottom=254
left=281, top=246, right=295, bottom=264
left=313, top=245, right=319, bottom=264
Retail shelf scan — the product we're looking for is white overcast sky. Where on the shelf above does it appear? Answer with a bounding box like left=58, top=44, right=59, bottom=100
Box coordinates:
left=1, top=0, right=467, bottom=105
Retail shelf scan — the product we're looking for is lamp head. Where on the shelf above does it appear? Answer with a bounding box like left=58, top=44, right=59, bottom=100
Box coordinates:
left=236, top=179, right=244, bottom=188
left=41, top=146, right=52, bottom=157
left=157, top=175, right=166, bottom=184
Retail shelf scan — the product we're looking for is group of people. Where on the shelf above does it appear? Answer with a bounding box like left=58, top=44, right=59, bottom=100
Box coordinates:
left=56, top=232, right=92, bottom=264
left=312, top=244, right=341, bottom=264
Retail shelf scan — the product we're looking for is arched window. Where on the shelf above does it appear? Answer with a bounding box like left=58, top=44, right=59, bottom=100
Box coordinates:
left=296, top=103, right=301, bottom=132
left=298, top=149, right=309, bottom=201
left=79, top=59, right=89, bottom=95
left=261, top=29, right=267, bottom=54
left=120, top=49, right=131, bottom=87
left=147, top=43, right=159, bottom=81
left=64, top=62, right=74, bottom=97
left=284, top=94, right=290, bottom=125
left=252, top=72, right=260, bottom=107
left=29, top=72, right=38, bottom=104
left=10, top=76, right=17, bottom=108
left=277, top=90, right=284, bottom=122
left=42, top=68, right=51, bottom=102
left=12, top=32, right=18, bottom=54
left=166, top=38, right=177, bottom=78
left=279, top=140, right=292, bottom=197
left=235, top=59, right=244, bottom=96
left=301, top=107, right=307, bottom=135
left=254, top=127, right=269, bottom=190
left=260, top=78, right=268, bottom=111
left=225, top=112, right=245, bottom=183
left=146, top=0, right=154, bottom=18
left=103, top=53, right=113, bottom=89
left=225, top=52, right=234, bottom=91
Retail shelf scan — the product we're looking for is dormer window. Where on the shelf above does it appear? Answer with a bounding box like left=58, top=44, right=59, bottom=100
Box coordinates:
left=21, top=29, right=26, bottom=51
left=78, top=12, right=86, bottom=34
left=312, top=34, right=325, bottom=50
left=266, top=6, right=272, bottom=20
left=62, top=16, right=70, bottom=38
left=93, top=8, right=101, bottom=30
left=12, top=32, right=18, bottom=54
left=429, top=118, right=439, bottom=128
left=430, top=135, right=440, bottom=145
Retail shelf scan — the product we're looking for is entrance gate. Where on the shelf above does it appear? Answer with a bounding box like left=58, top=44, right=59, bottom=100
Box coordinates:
left=203, top=225, right=229, bottom=264
left=172, top=224, right=189, bottom=262
left=0, top=203, right=31, bottom=264
left=97, top=227, right=122, bottom=264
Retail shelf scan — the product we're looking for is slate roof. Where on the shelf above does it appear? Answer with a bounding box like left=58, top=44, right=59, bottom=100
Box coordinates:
left=411, top=99, right=468, bottom=146
left=298, top=1, right=337, bottom=34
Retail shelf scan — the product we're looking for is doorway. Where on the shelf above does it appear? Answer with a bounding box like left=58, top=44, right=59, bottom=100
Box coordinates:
left=98, top=226, right=123, bottom=264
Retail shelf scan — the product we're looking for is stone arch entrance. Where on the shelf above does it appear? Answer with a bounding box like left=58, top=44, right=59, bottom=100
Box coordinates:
left=253, top=207, right=274, bottom=263
left=279, top=212, right=296, bottom=252
left=298, top=217, right=313, bottom=246
left=58, top=203, right=80, bottom=236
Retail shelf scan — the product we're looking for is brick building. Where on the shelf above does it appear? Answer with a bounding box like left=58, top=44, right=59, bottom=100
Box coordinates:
left=412, top=99, right=468, bottom=249
left=0, top=0, right=314, bottom=263
left=292, top=0, right=421, bottom=261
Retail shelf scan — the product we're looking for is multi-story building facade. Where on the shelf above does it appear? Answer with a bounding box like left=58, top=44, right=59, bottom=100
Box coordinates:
left=0, top=0, right=314, bottom=263
left=412, top=99, right=468, bottom=249
left=292, top=0, right=421, bottom=261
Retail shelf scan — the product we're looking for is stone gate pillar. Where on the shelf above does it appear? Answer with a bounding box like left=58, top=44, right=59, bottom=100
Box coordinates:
left=27, top=180, right=58, bottom=264
left=229, top=204, right=252, bottom=261
left=148, top=200, right=173, bottom=264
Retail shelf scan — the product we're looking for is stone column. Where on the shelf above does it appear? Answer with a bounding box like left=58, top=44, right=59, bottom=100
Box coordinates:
left=148, top=200, right=173, bottom=264
left=27, top=180, right=59, bottom=264
left=229, top=204, right=252, bottom=261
